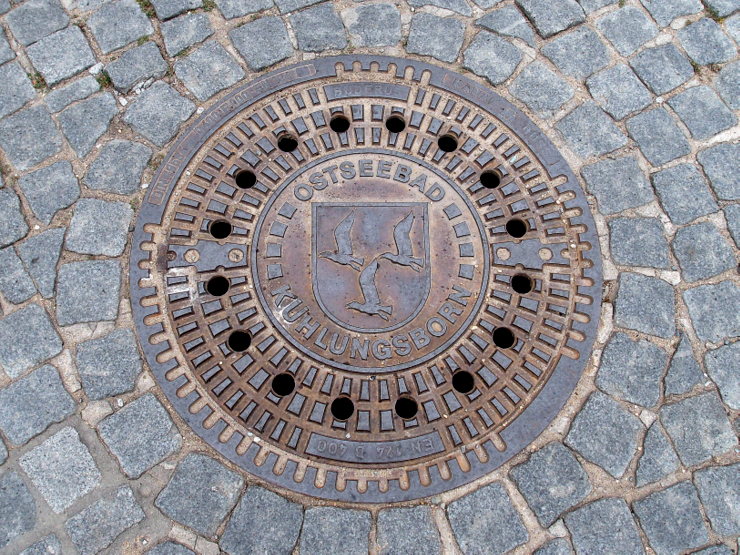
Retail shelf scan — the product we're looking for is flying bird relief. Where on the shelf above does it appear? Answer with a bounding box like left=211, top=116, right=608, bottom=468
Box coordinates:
left=380, top=212, right=424, bottom=272
left=319, top=211, right=365, bottom=271
left=346, top=260, right=393, bottom=320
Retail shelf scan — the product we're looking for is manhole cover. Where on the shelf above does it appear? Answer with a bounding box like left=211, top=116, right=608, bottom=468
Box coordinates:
left=130, top=55, right=602, bottom=503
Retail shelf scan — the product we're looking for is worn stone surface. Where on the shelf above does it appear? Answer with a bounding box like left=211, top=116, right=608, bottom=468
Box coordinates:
left=694, top=464, right=740, bottom=537
left=716, top=61, right=739, bottom=110
left=59, top=93, right=118, bottom=157
left=76, top=329, right=142, bottom=400
left=291, top=4, right=347, bottom=53
left=615, top=273, right=675, bottom=338
left=668, top=86, right=736, bottom=140
left=0, top=105, right=63, bottom=171
left=26, top=26, right=96, bottom=85
left=586, top=64, right=652, bottom=120
left=636, top=423, right=680, bottom=486
left=175, top=41, right=245, bottom=101
left=463, top=31, right=522, bottom=85
left=725, top=204, right=740, bottom=246
left=300, top=507, right=371, bottom=555
left=274, top=0, right=319, bottom=12
left=215, top=0, right=269, bottom=18
left=697, top=143, right=739, bottom=201
left=477, top=6, right=536, bottom=47
left=151, top=0, right=200, bottom=19
left=509, top=61, right=573, bottom=117
left=0, top=305, right=62, bottom=379
left=683, top=281, right=740, bottom=342
left=543, top=26, right=609, bottom=81
left=88, top=0, right=154, bottom=54
left=5, top=0, right=68, bottom=46
left=408, top=13, right=465, bottom=64
left=664, top=334, right=703, bottom=396
left=556, top=102, right=626, bottom=158
left=704, top=342, right=739, bottom=410
left=0, top=247, right=36, bottom=304
left=630, top=44, right=694, bottom=95
left=161, top=13, right=213, bottom=58
left=377, top=506, right=441, bottom=555
left=626, top=108, right=691, bottom=167
left=16, top=161, right=79, bottom=224
left=515, top=0, right=584, bottom=38
left=56, top=260, right=121, bottom=325
left=597, top=6, right=657, bottom=56
left=639, top=0, right=702, bottom=26
left=66, top=198, right=133, bottom=257
left=0, top=29, right=15, bottom=64
left=84, top=139, right=152, bottom=195
left=678, top=18, right=736, bottom=66
left=534, top=538, right=572, bottom=555
left=229, top=16, right=292, bottom=72
left=672, top=222, right=735, bottom=283
left=726, top=12, right=740, bottom=42
left=147, top=542, right=195, bottom=555
left=45, top=76, right=99, bottom=113
left=0, top=62, right=36, bottom=120
left=608, top=217, right=670, bottom=269
left=0, top=188, right=28, bottom=248
left=123, top=81, right=194, bottom=146
left=651, top=163, right=718, bottom=225
left=407, top=0, right=472, bottom=14
left=106, top=42, right=167, bottom=93
left=0, top=472, right=36, bottom=549
left=580, top=155, right=652, bottom=214
left=19, top=535, right=62, bottom=555
left=565, top=498, right=644, bottom=555
left=343, top=3, right=401, bottom=48
left=0, top=438, right=6, bottom=465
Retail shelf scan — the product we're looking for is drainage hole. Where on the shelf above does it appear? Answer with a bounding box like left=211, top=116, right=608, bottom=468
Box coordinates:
left=395, top=397, right=418, bottom=420
left=227, top=330, right=251, bottom=352
left=330, top=115, right=351, bottom=133
left=493, top=327, right=516, bottom=349
left=209, top=220, right=232, bottom=239
left=385, top=115, right=406, bottom=134
left=205, top=275, right=230, bottom=297
left=480, top=170, right=501, bottom=189
left=452, top=370, right=475, bottom=394
left=277, top=134, right=299, bottom=152
left=438, top=134, right=459, bottom=152
left=511, top=274, right=534, bottom=294
left=271, top=373, right=295, bottom=396
left=505, top=218, right=527, bottom=238
left=331, top=397, right=355, bottom=420
left=234, top=169, right=256, bottom=189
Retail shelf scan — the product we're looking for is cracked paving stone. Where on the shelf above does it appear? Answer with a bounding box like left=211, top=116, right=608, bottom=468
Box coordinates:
left=59, top=93, right=118, bottom=158
left=84, top=139, right=151, bottom=195
left=17, top=228, right=64, bottom=299
left=76, top=328, right=142, bottom=400
left=634, top=481, right=708, bottom=554
left=19, top=427, right=101, bottom=513
left=156, top=453, right=244, bottom=537
left=596, top=6, right=657, bottom=56
left=99, top=393, right=181, bottom=478
left=56, top=260, right=121, bottom=325
left=26, top=26, right=96, bottom=86
left=0, top=306, right=62, bottom=380
left=462, top=31, right=522, bottom=85
left=586, top=64, right=652, bottom=120
left=300, top=507, right=371, bottom=555
left=0, top=365, right=73, bottom=444
left=66, top=486, right=145, bottom=555
left=698, top=143, right=739, bottom=201
left=407, top=0, right=472, bottom=15
left=0, top=105, right=63, bottom=171
left=17, top=162, right=79, bottom=225
left=510, top=442, right=591, bottom=527
left=408, top=13, right=465, bottom=65
left=291, top=4, right=347, bottom=53
left=668, top=85, right=736, bottom=140
left=66, top=198, right=133, bottom=257
left=220, top=487, right=303, bottom=555
left=377, top=506, right=441, bottom=555
left=20, top=534, right=62, bottom=555
left=147, top=542, right=195, bottom=555
left=565, top=498, right=644, bottom=555
left=123, top=81, right=195, bottom=146
left=274, top=0, right=319, bottom=13
left=705, top=342, right=739, bottom=410
left=636, top=423, right=680, bottom=486
left=162, top=13, right=213, bottom=58
left=151, top=0, right=201, bottom=19
left=695, top=464, right=740, bottom=537
left=565, top=391, right=643, bottom=478
left=0, top=62, right=36, bottom=120
left=672, top=222, right=735, bottom=282
left=515, top=0, right=584, bottom=38
left=216, top=0, right=270, bottom=18
left=88, top=0, right=154, bottom=54
left=664, top=334, right=703, bottom=397
left=581, top=155, right=653, bottom=215
left=509, top=61, right=573, bottom=118
left=175, top=41, right=245, bottom=101
left=542, top=26, right=610, bottom=81
left=598, top=332, right=667, bottom=407
left=45, top=76, right=99, bottom=113
left=106, top=42, right=167, bottom=93
left=630, top=44, right=694, bottom=95
left=0, top=247, right=36, bottom=304
left=0, top=29, right=14, bottom=64
left=556, top=102, right=626, bottom=158
left=229, top=16, right=292, bottom=72
left=476, top=6, right=536, bottom=47
left=626, top=107, right=691, bottom=167
left=608, top=217, right=670, bottom=269
left=651, top=163, right=718, bottom=225
left=0, top=472, right=36, bottom=549
left=683, top=281, right=740, bottom=342
left=661, top=391, right=735, bottom=466
left=5, top=0, right=68, bottom=46
left=0, top=188, right=28, bottom=248
left=639, top=0, right=702, bottom=26
left=615, top=273, right=675, bottom=338
left=679, top=18, right=736, bottom=66
left=534, top=538, right=572, bottom=555
left=343, top=3, right=401, bottom=48
left=716, top=61, right=739, bottom=110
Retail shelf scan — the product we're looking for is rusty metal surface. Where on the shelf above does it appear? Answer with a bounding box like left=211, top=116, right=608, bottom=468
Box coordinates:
left=130, top=56, right=602, bottom=503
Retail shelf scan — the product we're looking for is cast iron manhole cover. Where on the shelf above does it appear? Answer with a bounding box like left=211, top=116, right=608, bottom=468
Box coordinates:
left=130, top=55, right=602, bottom=503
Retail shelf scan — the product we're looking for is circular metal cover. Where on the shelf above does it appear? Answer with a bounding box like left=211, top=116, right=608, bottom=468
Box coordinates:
left=130, top=55, right=602, bottom=503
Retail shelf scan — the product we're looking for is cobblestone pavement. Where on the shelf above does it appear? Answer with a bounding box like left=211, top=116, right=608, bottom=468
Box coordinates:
left=0, top=0, right=737, bottom=553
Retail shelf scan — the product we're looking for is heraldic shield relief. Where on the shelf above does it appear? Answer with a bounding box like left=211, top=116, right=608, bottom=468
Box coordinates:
left=313, top=203, right=431, bottom=333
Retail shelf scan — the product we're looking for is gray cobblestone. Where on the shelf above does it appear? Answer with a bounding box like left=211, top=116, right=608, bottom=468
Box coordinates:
left=705, top=0, right=740, bottom=16
left=516, top=0, right=584, bottom=38
left=542, top=26, right=609, bottom=80
left=56, top=260, right=121, bottom=325
left=84, top=140, right=151, bottom=195
left=639, top=0, right=702, bottom=26
left=0, top=105, right=63, bottom=171
left=636, top=422, right=680, bottom=486
left=0, top=188, right=28, bottom=248
left=26, top=26, right=96, bottom=86
left=408, top=13, right=465, bottom=64
left=106, top=42, right=167, bottom=93
left=556, top=102, right=627, bottom=158
left=565, top=498, right=644, bottom=555
left=123, top=81, right=194, bottom=146
left=704, top=342, right=739, bottom=410
left=477, top=6, right=536, bottom=47
left=651, top=163, right=718, bottom=225
left=19, top=534, right=62, bottom=555
left=683, top=281, right=739, bottom=342
left=586, top=64, right=652, bottom=120
left=716, top=61, right=739, bottom=110
left=669, top=85, right=736, bottom=140
left=0, top=305, right=62, bottom=379
left=581, top=155, right=653, bottom=214
left=229, top=16, right=292, bottom=72
left=0, top=472, right=36, bottom=549
left=630, top=44, right=694, bottom=95
left=300, top=507, right=371, bottom=555
left=725, top=204, right=740, bottom=246
left=597, top=6, right=657, bottom=56
left=76, top=328, right=142, bottom=400
left=66, top=198, right=133, bottom=256
left=693, top=546, right=734, bottom=555
left=291, top=4, right=347, bottom=53
left=147, top=542, right=195, bottom=555
left=17, top=162, right=78, bottom=225
left=672, top=222, right=735, bottom=282
left=59, top=93, right=118, bottom=157
left=220, top=487, right=303, bottom=555
left=216, top=0, right=270, bottom=18
left=175, top=42, right=245, bottom=101
left=577, top=0, right=616, bottom=12
left=19, top=427, right=101, bottom=513
left=679, top=18, right=736, bottom=65
left=0, top=247, right=36, bottom=304
left=609, top=217, right=670, bottom=269
left=0, top=62, right=36, bottom=120
left=0, top=29, right=14, bottom=65
left=616, top=273, right=675, bottom=338
left=45, top=76, right=99, bottom=113
left=88, top=0, right=154, bottom=54
left=698, top=143, right=739, bottom=201
left=408, top=0, right=472, bottom=14
left=462, top=31, right=522, bottom=85
left=509, top=61, right=574, bottom=117
left=695, top=464, right=739, bottom=537
left=275, top=0, right=318, bottom=12
left=510, top=442, right=591, bottom=527
left=6, top=0, right=68, bottom=46
left=626, top=107, right=691, bottom=166
left=17, top=228, right=64, bottom=299
left=664, top=334, right=703, bottom=396
left=343, top=3, right=401, bottom=48
left=151, top=0, right=200, bottom=19
left=377, top=506, right=441, bottom=555
left=534, top=538, right=572, bottom=555
left=0, top=438, right=6, bottom=465
left=0, top=365, right=73, bottom=444
left=162, top=13, right=213, bottom=58
left=726, top=12, right=740, bottom=42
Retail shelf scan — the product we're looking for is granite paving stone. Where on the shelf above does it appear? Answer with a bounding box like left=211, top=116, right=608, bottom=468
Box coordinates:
left=76, top=329, right=142, bottom=400
left=0, top=365, right=74, bottom=444
left=636, top=423, right=680, bottom=486
left=147, top=542, right=195, bottom=555
left=151, top=0, right=201, bottom=19
left=343, top=3, right=402, bottom=48
left=99, top=393, right=181, bottom=478
left=216, top=0, right=270, bottom=18
left=59, top=93, right=118, bottom=158
left=725, top=204, right=740, bottom=246
left=515, top=0, right=584, bottom=38
left=727, top=12, right=740, bottom=41
left=291, top=4, right=348, bottom=53
left=229, top=16, right=292, bottom=72
left=66, top=198, right=133, bottom=257
left=26, top=26, right=96, bottom=86
left=683, top=281, right=739, bottom=342
left=447, top=482, right=528, bottom=555
left=161, top=13, right=213, bottom=58
left=668, top=86, right=736, bottom=140
left=692, top=546, right=734, bottom=555
left=651, top=164, right=718, bottom=225
left=672, top=222, right=735, bottom=282
left=716, top=61, right=740, bottom=110
left=661, top=391, right=735, bottom=466
left=220, top=487, right=303, bottom=555
left=19, top=427, right=101, bottom=513
left=17, top=163, right=79, bottom=226
left=580, top=155, right=653, bottom=214
left=678, top=18, right=736, bottom=65
left=634, top=481, right=708, bottom=554
left=608, top=217, right=670, bottom=269
left=275, top=0, right=319, bottom=12
left=542, top=27, right=610, bottom=80
left=586, top=64, right=652, bottom=120
left=694, top=464, right=739, bottom=537
left=407, top=0, right=473, bottom=15
left=377, top=506, right=441, bottom=555
left=615, top=273, right=675, bottom=338
left=664, top=334, right=703, bottom=396
left=45, top=76, right=100, bottom=113
left=0, top=306, right=62, bottom=379
left=19, top=534, right=62, bottom=555
left=0, top=0, right=9, bottom=13
left=704, top=342, right=739, bottom=410
left=626, top=108, right=691, bottom=167
left=630, top=44, right=694, bottom=95
left=156, top=453, right=244, bottom=537
left=0, top=247, right=36, bottom=304
left=697, top=143, right=739, bottom=201
left=462, top=31, right=522, bottom=85
left=534, top=538, right=572, bottom=555
left=88, top=0, right=154, bottom=54
left=639, top=0, right=702, bottom=26
left=510, top=442, right=591, bottom=527
left=0, top=30, right=14, bottom=65
left=577, top=0, right=616, bottom=12
left=300, top=507, right=371, bottom=555
left=0, top=439, right=6, bottom=465
left=565, top=391, right=643, bottom=478
left=565, top=498, right=644, bottom=555
left=66, top=486, right=145, bottom=555
left=0, top=472, right=36, bottom=549
left=0, top=105, right=63, bottom=171
left=5, top=0, right=68, bottom=46
left=0, top=62, right=36, bottom=120
left=106, top=42, right=167, bottom=93
left=509, top=61, right=574, bottom=117
left=556, top=102, right=627, bottom=158
left=56, top=260, right=121, bottom=325
left=84, top=140, right=151, bottom=195
left=0, top=188, right=28, bottom=248
left=596, top=6, right=657, bottom=56
left=408, top=13, right=465, bottom=64
left=704, top=0, right=740, bottom=16
left=175, top=42, right=245, bottom=101
left=123, top=81, right=195, bottom=146
left=476, top=6, right=536, bottom=47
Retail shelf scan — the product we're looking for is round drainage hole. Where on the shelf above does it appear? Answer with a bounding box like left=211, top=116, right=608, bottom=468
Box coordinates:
left=385, top=116, right=406, bottom=134
left=227, top=330, right=252, bottom=352
left=331, top=397, right=355, bottom=420
left=505, top=218, right=527, bottom=238
left=234, top=169, right=256, bottom=189
left=271, top=373, right=296, bottom=396
left=209, top=220, right=232, bottom=239
left=277, top=134, right=299, bottom=152
left=452, top=370, right=475, bottom=394
left=205, top=275, right=230, bottom=297
left=493, top=327, right=516, bottom=349
left=438, top=135, right=459, bottom=152
left=480, top=170, right=501, bottom=189
left=511, top=274, right=534, bottom=294
left=395, top=397, right=418, bottom=420
left=330, top=115, right=351, bottom=133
